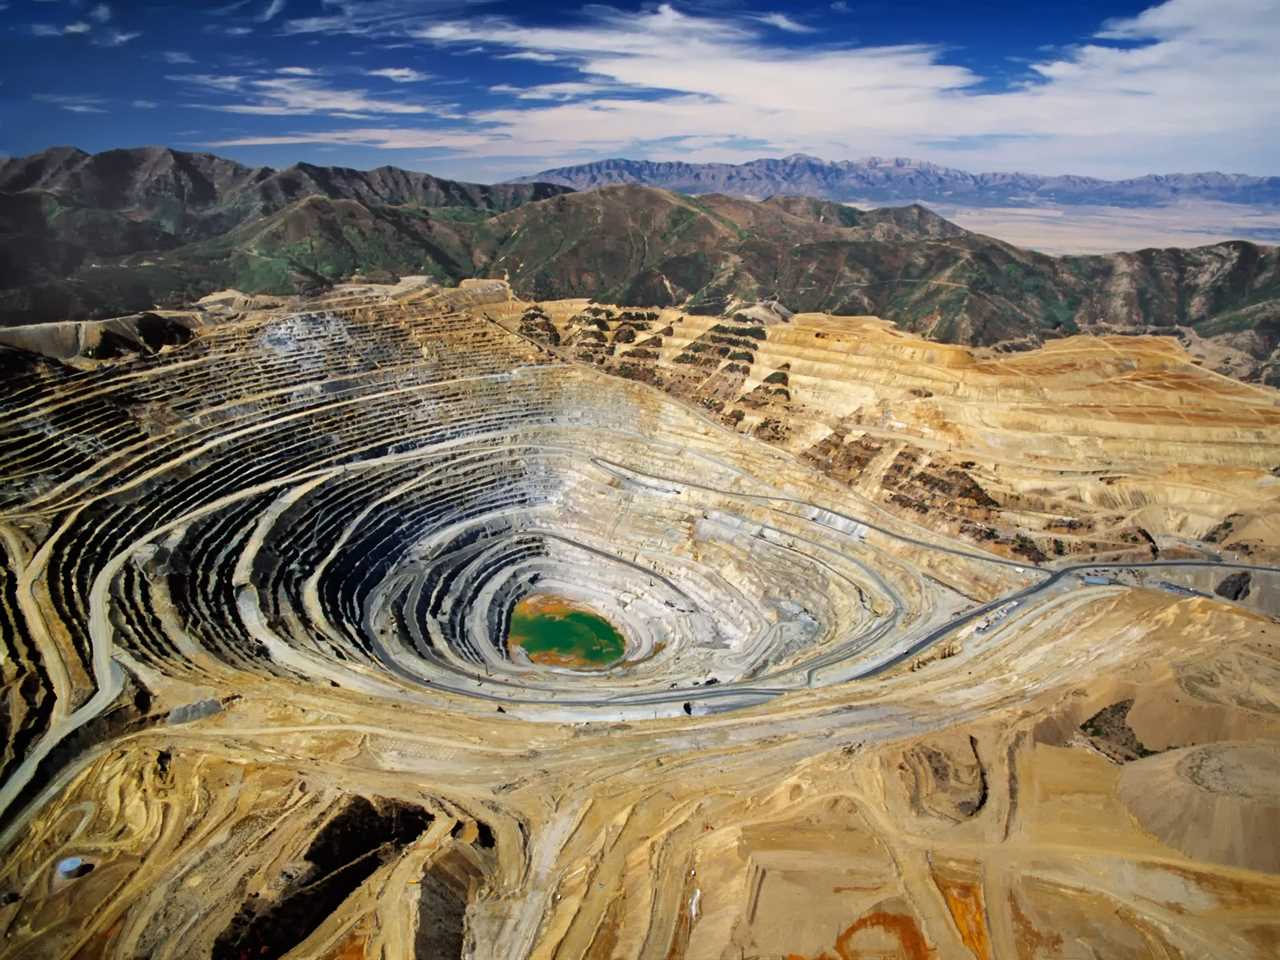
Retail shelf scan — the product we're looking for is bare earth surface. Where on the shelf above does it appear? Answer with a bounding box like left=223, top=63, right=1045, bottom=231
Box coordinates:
left=914, top=200, right=1280, bottom=254
left=0, top=277, right=1278, bottom=959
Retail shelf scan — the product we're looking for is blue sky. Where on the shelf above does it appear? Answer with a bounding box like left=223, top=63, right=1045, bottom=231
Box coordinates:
left=2, top=0, right=1277, bottom=181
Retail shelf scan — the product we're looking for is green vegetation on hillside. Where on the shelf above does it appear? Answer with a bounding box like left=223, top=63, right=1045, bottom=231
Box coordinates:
left=2, top=146, right=1278, bottom=382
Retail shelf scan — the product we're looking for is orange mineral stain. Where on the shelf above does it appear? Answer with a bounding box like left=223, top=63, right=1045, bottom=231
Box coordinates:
left=935, top=875, right=992, bottom=960
left=327, top=933, right=367, bottom=960
left=787, top=910, right=933, bottom=960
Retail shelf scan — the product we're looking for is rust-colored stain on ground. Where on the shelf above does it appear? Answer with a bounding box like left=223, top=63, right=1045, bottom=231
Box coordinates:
left=584, top=892, right=626, bottom=960
left=787, top=910, right=932, bottom=960
left=326, top=933, right=366, bottom=960
left=934, top=874, right=992, bottom=960
left=513, top=594, right=579, bottom=618
left=1009, top=893, right=1063, bottom=959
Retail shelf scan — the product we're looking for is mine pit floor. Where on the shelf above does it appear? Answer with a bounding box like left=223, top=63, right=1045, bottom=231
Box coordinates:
left=508, top=594, right=626, bottom=669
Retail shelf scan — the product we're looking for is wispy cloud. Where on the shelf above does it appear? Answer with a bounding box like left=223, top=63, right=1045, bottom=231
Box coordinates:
left=204, top=127, right=496, bottom=150
left=175, top=74, right=245, bottom=94
left=496, top=51, right=558, bottom=62
left=133, top=99, right=159, bottom=109
left=258, top=0, right=286, bottom=23
left=368, top=67, right=431, bottom=83
left=489, top=81, right=618, bottom=102
left=34, top=93, right=108, bottom=114
left=750, top=13, right=816, bottom=34
left=35, top=0, right=1269, bottom=181
left=382, top=0, right=1280, bottom=177
left=281, top=1, right=493, bottom=38
left=29, top=6, right=138, bottom=46
left=173, top=72, right=455, bottom=117
left=94, top=29, right=140, bottom=46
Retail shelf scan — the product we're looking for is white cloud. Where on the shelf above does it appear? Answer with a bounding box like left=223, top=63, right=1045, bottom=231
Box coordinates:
left=280, top=15, right=348, bottom=34
left=180, top=0, right=1280, bottom=180
left=277, top=66, right=315, bottom=75
left=34, top=93, right=107, bottom=114
left=281, top=1, right=486, bottom=37
left=750, top=13, right=816, bottom=34
left=258, top=0, right=286, bottom=23
left=489, top=81, right=617, bottom=102
left=174, top=74, right=246, bottom=93
left=163, top=51, right=195, bottom=64
left=133, top=99, right=159, bottom=109
left=33, top=13, right=134, bottom=43
left=173, top=73, right=453, bottom=117
left=388, top=0, right=1280, bottom=178
left=97, top=29, right=140, bottom=46
left=368, top=67, right=431, bottom=82
left=203, top=127, right=495, bottom=150
left=495, top=51, right=559, bottom=62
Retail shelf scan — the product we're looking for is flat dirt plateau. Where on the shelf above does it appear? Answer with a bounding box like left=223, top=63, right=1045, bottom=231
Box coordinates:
left=1, top=277, right=1280, bottom=960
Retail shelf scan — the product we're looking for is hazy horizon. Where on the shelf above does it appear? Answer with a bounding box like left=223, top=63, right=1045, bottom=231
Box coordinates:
left=5, top=143, right=1277, bottom=186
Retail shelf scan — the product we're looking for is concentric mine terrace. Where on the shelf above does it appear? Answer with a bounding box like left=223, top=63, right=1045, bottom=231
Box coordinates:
left=1, top=276, right=1279, bottom=959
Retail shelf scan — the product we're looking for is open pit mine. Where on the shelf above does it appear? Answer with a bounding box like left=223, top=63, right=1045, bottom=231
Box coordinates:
left=0, top=275, right=1279, bottom=960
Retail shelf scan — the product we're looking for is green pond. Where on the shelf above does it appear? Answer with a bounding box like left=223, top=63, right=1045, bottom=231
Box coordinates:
left=508, top=595, right=625, bottom=667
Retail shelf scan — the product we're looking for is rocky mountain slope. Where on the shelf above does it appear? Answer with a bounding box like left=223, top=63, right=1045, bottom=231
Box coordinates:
left=513, top=154, right=1280, bottom=207
left=0, top=146, right=569, bottom=236
left=0, top=146, right=568, bottom=318
left=2, top=147, right=1279, bottom=383
left=476, top=187, right=1280, bottom=382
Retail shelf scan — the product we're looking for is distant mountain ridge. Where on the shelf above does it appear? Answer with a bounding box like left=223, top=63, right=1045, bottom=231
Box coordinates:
left=1, top=146, right=1278, bottom=385
left=511, top=154, right=1280, bottom=208
left=0, top=145, right=569, bottom=245
left=0, top=145, right=570, bottom=319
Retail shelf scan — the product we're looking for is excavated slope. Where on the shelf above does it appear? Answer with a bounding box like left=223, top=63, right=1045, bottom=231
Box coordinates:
left=0, top=278, right=1278, bottom=959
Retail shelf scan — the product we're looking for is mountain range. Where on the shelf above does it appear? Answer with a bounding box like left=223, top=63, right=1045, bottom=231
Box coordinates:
left=512, top=155, right=1280, bottom=208
left=1, top=146, right=1278, bottom=384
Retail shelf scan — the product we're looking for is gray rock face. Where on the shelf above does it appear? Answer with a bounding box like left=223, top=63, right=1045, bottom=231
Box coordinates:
left=1215, top=571, right=1252, bottom=601
left=166, top=699, right=223, bottom=725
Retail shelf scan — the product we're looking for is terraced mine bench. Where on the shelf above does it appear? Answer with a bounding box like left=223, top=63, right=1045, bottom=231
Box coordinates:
left=1, top=281, right=1279, bottom=959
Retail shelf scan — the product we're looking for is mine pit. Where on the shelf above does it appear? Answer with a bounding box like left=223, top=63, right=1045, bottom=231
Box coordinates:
left=0, top=278, right=1278, bottom=958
